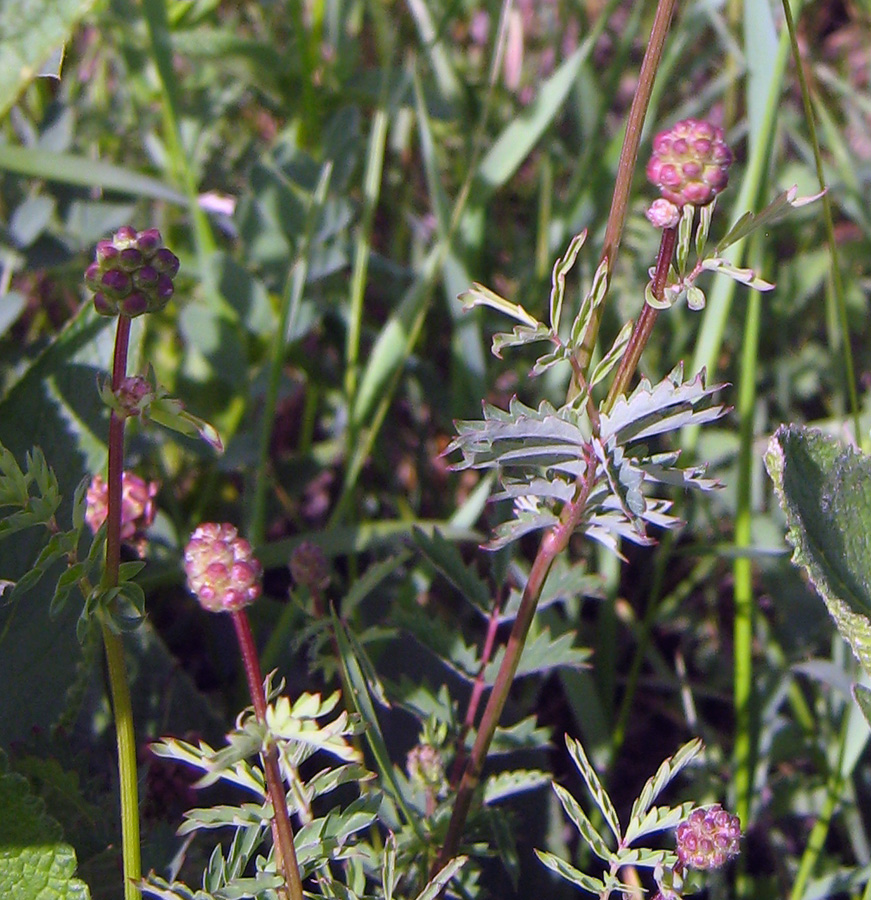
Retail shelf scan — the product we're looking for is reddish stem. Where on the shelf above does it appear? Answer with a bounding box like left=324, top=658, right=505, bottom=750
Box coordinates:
left=105, top=316, right=131, bottom=587
left=604, top=224, right=678, bottom=412
left=433, top=450, right=596, bottom=875
left=450, top=596, right=503, bottom=787
left=572, top=0, right=678, bottom=382
left=231, top=610, right=304, bottom=900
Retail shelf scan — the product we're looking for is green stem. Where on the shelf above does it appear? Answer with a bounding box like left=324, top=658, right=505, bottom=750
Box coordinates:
left=779, top=0, right=861, bottom=447
left=102, top=314, right=141, bottom=900
left=573, top=0, right=678, bottom=383
left=231, top=610, right=304, bottom=900
left=789, top=708, right=850, bottom=900
left=102, top=624, right=140, bottom=899
left=141, top=0, right=216, bottom=268
left=731, top=238, right=763, bottom=830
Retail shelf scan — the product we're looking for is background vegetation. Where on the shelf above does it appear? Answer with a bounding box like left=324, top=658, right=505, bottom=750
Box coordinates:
left=2, top=0, right=871, bottom=898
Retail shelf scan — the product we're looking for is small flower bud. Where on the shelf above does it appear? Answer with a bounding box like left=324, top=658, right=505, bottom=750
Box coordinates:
left=152, top=247, right=180, bottom=278
left=290, top=541, right=330, bottom=591
left=101, top=269, right=132, bottom=299
left=406, top=743, right=445, bottom=792
left=134, top=265, right=159, bottom=290
left=646, top=198, right=681, bottom=229
left=84, top=263, right=102, bottom=291
left=647, top=118, right=733, bottom=207
left=135, top=228, right=162, bottom=257
left=184, top=523, right=262, bottom=613
left=114, top=375, right=156, bottom=417
left=96, top=241, right=119, bottom=265
left=113, top=225, right=138, bottom=248
left=118, top=247, right=144, bottom=271
left=676, top=804, right=741, bottom=870
left=120, top=292, right=149, bottom=317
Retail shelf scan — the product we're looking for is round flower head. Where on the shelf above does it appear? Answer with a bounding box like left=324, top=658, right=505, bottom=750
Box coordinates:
left=85, top=226, right=180, bottom=318
left=646, top=118, right=733, bottom=207
left=184, top=523, right=262, bottom=613
left=86, top=472, right=158, bottom=544
left=290, top=540, right=330, bottom=591
left=676, top=804, right=741, bottom=870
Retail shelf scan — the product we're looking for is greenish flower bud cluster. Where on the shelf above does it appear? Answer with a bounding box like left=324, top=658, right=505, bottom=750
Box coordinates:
left=85, top=226, right=180, bottom=318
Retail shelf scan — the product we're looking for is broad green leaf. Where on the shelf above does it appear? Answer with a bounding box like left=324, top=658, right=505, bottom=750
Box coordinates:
left=0, top=0, right=97, bottom=120
left=0, top=752, right=90, bottom=900
left=0, top=145, right=186, bottom=204
left=765, top=425, right=871, bottom=672
left=0, top=306, right=117, bottom=744
left=854, top=685, right=871, bottom=731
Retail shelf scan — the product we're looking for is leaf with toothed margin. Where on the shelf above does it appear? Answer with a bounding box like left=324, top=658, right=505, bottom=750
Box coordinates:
left=599, top=364, right=728, bottom=447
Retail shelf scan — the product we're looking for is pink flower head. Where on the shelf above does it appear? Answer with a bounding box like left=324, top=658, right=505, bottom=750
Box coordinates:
left=183, top=523, right=262, bottom=613
left=86, top=472, right=158, bottom=548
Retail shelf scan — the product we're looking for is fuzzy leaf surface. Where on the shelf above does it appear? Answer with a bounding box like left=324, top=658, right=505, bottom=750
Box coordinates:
left=765, top=426, right=871, bottom=671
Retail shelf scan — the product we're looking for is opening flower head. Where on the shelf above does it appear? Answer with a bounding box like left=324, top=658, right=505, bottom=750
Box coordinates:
left=675, top=804, right=741, bottom=871
left=86, top=471, right=158, bottom=554
left=183, top=523, right=262, bottom=613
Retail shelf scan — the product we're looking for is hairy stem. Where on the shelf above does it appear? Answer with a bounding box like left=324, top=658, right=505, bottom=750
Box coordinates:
left=231, top=610, right=304, bottom=900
